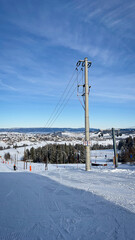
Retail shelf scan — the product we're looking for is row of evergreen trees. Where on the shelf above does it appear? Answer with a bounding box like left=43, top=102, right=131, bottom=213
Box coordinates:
left=24, top=144, right=86, bottom=164
left=92, top=143, right=113, bottom=150
left=118, top=136, right=135, bottom=163
left=24, top=142, right=115, bottom=164
left=23, top=141, right=115, bottom=164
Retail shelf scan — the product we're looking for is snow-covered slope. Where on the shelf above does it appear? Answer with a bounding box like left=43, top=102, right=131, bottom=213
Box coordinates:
left=0, top=161, right=135, bottom=240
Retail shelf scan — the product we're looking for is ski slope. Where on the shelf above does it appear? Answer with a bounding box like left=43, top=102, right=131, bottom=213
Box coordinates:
left=0, top=161, right=135, bottom=240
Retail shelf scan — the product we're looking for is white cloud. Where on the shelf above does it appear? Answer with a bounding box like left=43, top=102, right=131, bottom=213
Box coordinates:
left=92, top=92, right=135, bottom=101
left=0, top=79, right=17, bottom=91
left=3, top=0, right=130, bottom=65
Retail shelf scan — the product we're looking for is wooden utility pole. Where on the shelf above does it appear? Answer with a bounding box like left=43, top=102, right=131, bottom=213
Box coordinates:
left=112, top=128, right=118, bottom=168
left=45, top=145, right=48, bottom=170
left=76, top=57, right=92, bottom=171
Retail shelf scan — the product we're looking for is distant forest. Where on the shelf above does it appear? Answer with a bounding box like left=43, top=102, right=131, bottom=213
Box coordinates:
left=24, top=136, right=135, bottom=164
left=24, top=144, right=85, bottom=164
left=118, top=136, right=135, bottom=163
left=24, top=143, right=113, bottom=164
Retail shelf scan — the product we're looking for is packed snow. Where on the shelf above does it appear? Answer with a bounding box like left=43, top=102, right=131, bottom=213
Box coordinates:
left=0, top=131, right=135, bottom=239
left=0, top=156, right=135, bottom=240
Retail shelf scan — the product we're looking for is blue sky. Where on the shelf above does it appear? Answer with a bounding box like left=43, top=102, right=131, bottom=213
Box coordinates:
left=0, top=0, right=135, bottom=129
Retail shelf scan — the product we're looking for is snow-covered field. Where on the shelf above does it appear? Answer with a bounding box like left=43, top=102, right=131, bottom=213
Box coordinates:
left=0, top=158, right=135, bottom=240
left=0, top=131, right=135, bottom=239
left=0, top=130, right=131, bottom=153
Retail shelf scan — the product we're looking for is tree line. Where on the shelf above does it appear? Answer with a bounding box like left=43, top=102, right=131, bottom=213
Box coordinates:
left=118, top=136, right=135, bottom=163
left=24, top=144, right=85, bottom=164
left=23, top=142, right=115, bottom=164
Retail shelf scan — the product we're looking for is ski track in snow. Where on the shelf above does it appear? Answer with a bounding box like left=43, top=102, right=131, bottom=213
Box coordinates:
left=0, top=162, right=135, bottom=240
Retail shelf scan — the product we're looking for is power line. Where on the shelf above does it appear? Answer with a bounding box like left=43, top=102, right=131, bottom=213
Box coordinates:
left=45, top=68, right=82, bottom=128
left=45, top=69, right=76, bottom=128
left=48, top=83, right=77, bottom=128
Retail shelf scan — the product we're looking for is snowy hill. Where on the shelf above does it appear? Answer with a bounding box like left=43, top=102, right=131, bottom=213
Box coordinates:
left=0, top=161, right=135, bottom=240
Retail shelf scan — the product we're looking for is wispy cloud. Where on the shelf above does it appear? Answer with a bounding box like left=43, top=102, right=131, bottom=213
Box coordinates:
left=1, top=0, right=127, bottom=65
left=0, top=79, right=17, bottom=91
left=0, top=0, right=135, bottom=128
left=92, top=92, right=135, bottom=102
left=1, top=0, right=135, bottom=63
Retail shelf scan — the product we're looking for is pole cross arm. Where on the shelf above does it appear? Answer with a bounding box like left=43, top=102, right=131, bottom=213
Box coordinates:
left=76, top=60, right=92, bottom=68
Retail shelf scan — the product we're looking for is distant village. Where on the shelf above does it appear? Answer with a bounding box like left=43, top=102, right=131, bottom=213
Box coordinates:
left=0, top=132, right=83, bottom=149
left=0, top=129, right=134, bottom=150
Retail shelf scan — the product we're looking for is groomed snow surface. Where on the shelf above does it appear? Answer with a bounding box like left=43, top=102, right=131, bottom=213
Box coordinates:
left=0, top=157, right=135, bottom=239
